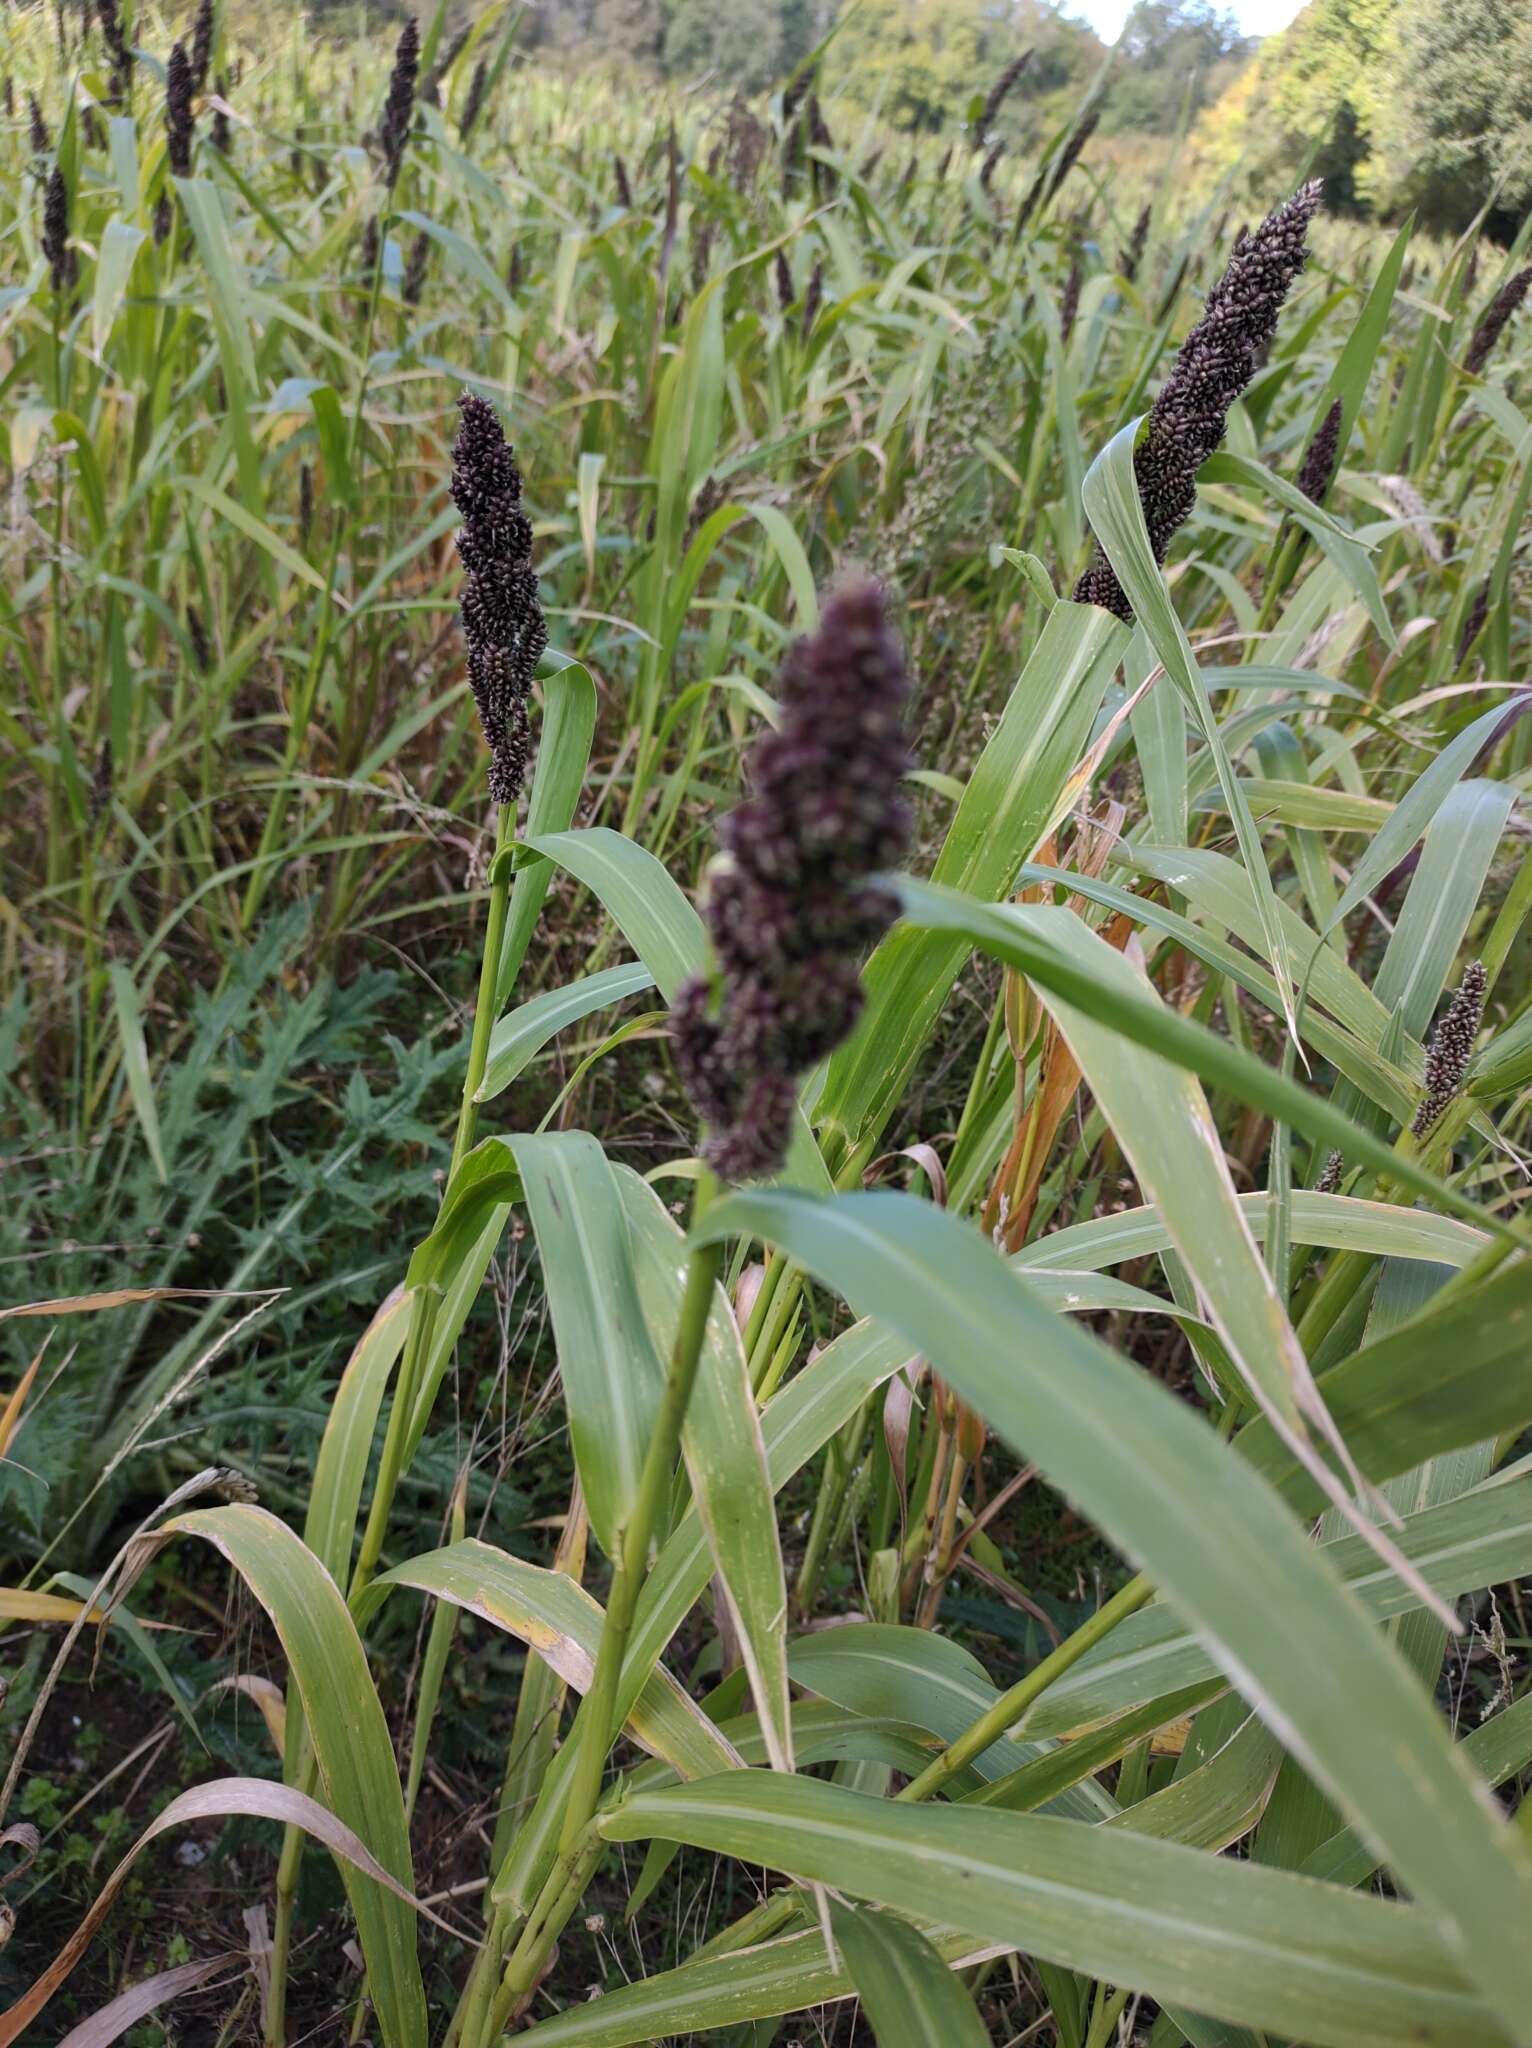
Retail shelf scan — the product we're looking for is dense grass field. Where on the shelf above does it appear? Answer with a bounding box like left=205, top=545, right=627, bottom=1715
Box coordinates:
left=3, top=2, right=1532, bottom=2043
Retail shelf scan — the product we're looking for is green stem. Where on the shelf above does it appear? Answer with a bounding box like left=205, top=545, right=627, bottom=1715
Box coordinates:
left=349, top=1285, right=437, bottom=1603
left=559, top=1216, right=722, bottom=1850
left=451, top=806, right=517, bottom=1176
left=895, top=1574, right=1155, bottom=1803
left=470, top=1191, right=724, bottom=2046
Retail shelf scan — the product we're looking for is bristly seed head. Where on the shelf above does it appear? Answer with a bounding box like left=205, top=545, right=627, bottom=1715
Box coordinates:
left=774, top=246, right=793, bottom=314
left=187, top=605, right=213, bottom=675
left=459, top=58, right=488, bottom=142
left=96, top=0, right=133, bottom=104
left=1045, top=107, right=1098, bottom=204
left=379, top=15, right=420, bottom=191
left=1074, top=179, right=1322, bottom=622
left=450, top=392, right=547, bottom=808
left=190, top=0, right=215, bottom=94
left=1296, top=396, right=1343, bottom=506
left=976, top=50, right=1032, bottom=141
left=1465, top=266, right=1532, bottom=379
left=673, top=580, right=913, bottom=1182
left=1060, top=249, right=1082, bottom=344
left=1456, top=583, right=1489, bottom=668
left=1119, top=202, right=1151, bottom=284
left=28, top=93, right=49, bottom=155
left=1412, top=962, right=1487, bottom=1138
left=165, top=41, right=195, bottom=180
left=43, top=166, right=75, bottom=294
left=402, top=228, right=429, bottom=306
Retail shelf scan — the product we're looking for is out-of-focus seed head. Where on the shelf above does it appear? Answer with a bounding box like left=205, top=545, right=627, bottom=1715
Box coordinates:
left=1465, top=266, right=1532, bottom=378
left=673, top=580, right=913, bottom=1181
left=1120, top=202, right=1151, bottom=284
left=1457, top=584, right=1489, bottom=668
left=976, top=49, right=1032, bottom=141
left=980, top=139, right=1002, bottom=191
left=1015, top=163, right=1046, bottom=235
left=1074, top=180, right=1322, bottom=621
left=43, top=166, right=74, bottom=294
left=613, top=152, right=632, bottom=209
left=1412, top=962, right=1487, bottom=1137
left=774, top=245, right=793, bottom=313
left=1045, top=107, right=1098, bottom=203
left=1060, top=250, right=1082, bottom=344
left=402, top=228, right=429, bottom=306
left=190, top=0, right=215, bottom=93
left=378, top=14, right=419, bottom=190
left=450, top=392, right=546, bottom=807
left=211, top=75, right=231, bottom=154
left=423, top=24, right=468, bottom=104
left=459, top=57, right=488, bottom=142
left=781, top=68, right=811, bottom=130
left=28, top=92, right=48, bottom=155
left=153, top=187, right=172, bottom=246
left=298, top=462, right=314, bottom=547
left=96, top=0, right=133, bottom=104
left=802, top=258, right=823, bottom=339
left=187, top=605, right=213, bottom=674
left=727, top=96, right=766, bottom=190
left=1296, top=396, right=1343, bottom=506
left=165, top=40, right=194, bottom=179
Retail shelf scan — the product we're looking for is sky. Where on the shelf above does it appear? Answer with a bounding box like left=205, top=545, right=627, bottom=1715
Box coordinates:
left=1072, top=0, right=1307, bottom=38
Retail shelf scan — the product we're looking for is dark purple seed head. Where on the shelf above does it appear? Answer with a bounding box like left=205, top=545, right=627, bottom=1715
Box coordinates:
left=673, top=580, right=913, bottom=1180
left=378, top=14, right=419, bottom=189
left=1465, top=266, right=1532, bottom=378
left=1296, top=396, right=1343, bottom=507
left=165, top=40, right=194, bottom=179
left=1412, top=962, right=1487, bottom=1137
left=1074, top=180, right=1322, bottom=621
left=450, top=392, right=546, bottom=807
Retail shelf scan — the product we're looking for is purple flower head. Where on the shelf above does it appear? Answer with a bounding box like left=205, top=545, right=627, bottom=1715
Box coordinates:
left=674, top=580, right=913, bottom=1180
left=1075, top=180, right=1322, bottom=621
left=378, top=15, right=419, bottom=190
left=1413, top=962, right=1487, bottom=1138
left=450, top=393, right=547, bottom=807
left=1465, top=266, right=1532, bottom=379
left=1296, top=396, right=1343, bottom=506
left=166, top=41, right=195, bottom=180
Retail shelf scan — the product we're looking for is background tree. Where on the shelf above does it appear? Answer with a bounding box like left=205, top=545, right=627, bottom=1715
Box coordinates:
left=1376, top=0, right=1532, bottom=235
left=1100, top=0, right=1253, bottom=138
left=824, top=0, right=1101, bottom=134
left=1192, top=0, right=1398, bottom=217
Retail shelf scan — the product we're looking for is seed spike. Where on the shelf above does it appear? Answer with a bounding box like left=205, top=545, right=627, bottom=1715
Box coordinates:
left=674, top=581, right=913, bottom=1181
left=1075, top=180, right=1322, bottom=621
left=450, top=392, right=546, bottom=808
